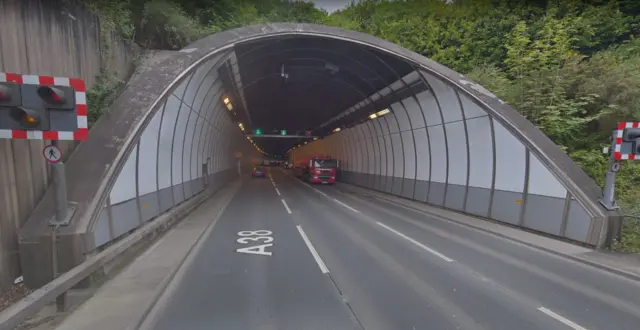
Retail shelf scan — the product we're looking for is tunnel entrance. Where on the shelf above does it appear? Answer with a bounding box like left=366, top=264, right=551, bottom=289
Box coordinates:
left=19, top=23, right=616, bottom=289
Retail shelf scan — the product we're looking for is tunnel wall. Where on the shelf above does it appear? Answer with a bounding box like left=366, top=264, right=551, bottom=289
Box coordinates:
left=90, top=54, right=255, bottom=248
left=294, top=68, right=594, bottom=245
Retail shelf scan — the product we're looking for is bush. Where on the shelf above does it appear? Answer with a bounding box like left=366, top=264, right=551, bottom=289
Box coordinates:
left=86, top=69, right=124, bottom=127
left=138, top=0, right=220, bottom=50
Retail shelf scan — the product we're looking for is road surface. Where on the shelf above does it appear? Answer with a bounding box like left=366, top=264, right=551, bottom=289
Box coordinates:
left=142, top=168, right=640, bottom=330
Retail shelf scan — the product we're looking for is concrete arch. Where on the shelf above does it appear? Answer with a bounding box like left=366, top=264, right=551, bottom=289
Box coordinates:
left=19, top=24, right=617, bottom=289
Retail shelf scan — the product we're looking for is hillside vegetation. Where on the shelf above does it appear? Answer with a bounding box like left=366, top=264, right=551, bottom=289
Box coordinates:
left=83, top=0, right=640, bottom=251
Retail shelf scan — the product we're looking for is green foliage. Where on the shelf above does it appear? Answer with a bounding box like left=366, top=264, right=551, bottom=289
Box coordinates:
left=86, top=69, right=124, bottom=128
left=138, top=0, right=220, bottom=49
left=82, top=0, right=136, bottom=39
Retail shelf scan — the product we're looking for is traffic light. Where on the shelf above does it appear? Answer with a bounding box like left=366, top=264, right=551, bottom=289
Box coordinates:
left=281, top=130, right=287, bottom=136
left=36, top=85, right=75, bottom=110
left=0, top=83, right=21, bottom=107
left=623, top=128, right=640, bottom=154
left=9, top=107, right=42, bottom=129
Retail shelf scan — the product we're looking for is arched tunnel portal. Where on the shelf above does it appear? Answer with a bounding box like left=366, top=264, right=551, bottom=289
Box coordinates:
left=19, top=24, right=619, bottom=288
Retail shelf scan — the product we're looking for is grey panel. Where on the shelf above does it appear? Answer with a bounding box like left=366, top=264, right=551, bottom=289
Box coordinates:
left=353, top=172, right=363, bottom=186
left=110, top=198, right=141, bottom=239
left=371, top=174, right=379, bottom=190
left=401, top=178, right=414, bottom=199
left=93, top=207, right=111, bottom=248
left=193, top=178, right=204, bottom=193
left=390, top=177, right=401, bottom=195
left=339, top=171, right=350, bottom=183
left=522, top=194, right=565, bottom=236
left=565, top=199, right=591, bottom=242
left=428, top=182, right=446, bottom=206
left=173, top=184, right=185, bottom=205
left=139, top=191, right=161, bottom=222
left=414, top=180, right=429, bottom=202
left=159, top=187, right=174, bottom=212
left=376, top=176, right=386, bottom=191
left=490, top=190, right=523, bottom=225
left=366, top=173, right=375, bottom=189
left=349, top=172, right=357, bottom=185
left=445, top=184, right=466, bottom=211
left=382, top=176, right=393, bottom=193
left=358, top=173, right=367, bottom=187
left=183, top=179, right=194, bottom=200
left=465, top=186, right=491, bottom=217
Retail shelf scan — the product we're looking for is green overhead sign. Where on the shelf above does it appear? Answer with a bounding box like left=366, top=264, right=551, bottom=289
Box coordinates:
left=280, top=130, right=287, bottom=136
left=255, top=128, right=263, bottom=135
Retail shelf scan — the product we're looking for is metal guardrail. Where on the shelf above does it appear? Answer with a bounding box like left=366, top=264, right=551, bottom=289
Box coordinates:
left=0, top=192, right=208, bottom=330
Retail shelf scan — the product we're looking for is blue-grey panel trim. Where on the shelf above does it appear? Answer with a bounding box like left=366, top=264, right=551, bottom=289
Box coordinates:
left=522, top=193, right=565, bottom=236
left=518, top=149, right=531, bottom=226
left=455, top=89, right=472, bottom=211
left=565, top=199, right=591, bottom=243
left=487, top=116, right=498, bottom=219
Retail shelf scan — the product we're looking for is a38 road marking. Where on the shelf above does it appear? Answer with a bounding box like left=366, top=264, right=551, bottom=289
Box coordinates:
left=236, top=230, right=273, bottom=256
left=377, top=222, right=454, bottom=262
left=537, top=307, right=588, bottom=330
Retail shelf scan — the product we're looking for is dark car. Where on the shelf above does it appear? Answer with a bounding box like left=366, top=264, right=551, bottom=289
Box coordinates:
left=252, top=166, right=266, bottom=178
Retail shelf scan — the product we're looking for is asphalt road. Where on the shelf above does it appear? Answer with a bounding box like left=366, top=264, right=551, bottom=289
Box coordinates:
left=144, top=168, right=640, bottom=330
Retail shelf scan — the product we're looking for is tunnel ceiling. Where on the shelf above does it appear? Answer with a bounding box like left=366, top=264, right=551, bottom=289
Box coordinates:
left=233, top=35, right=414, bottom=154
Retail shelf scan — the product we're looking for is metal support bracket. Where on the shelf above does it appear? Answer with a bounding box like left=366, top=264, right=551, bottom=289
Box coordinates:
left=48, top=204, right=76, bottom=226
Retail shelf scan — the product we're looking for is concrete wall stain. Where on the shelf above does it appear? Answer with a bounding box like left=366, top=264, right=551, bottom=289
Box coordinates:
left=0, top=0, right=138, bottom=292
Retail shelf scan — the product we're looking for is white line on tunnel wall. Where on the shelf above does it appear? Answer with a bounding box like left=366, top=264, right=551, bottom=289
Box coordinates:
left=537, top=307, right=588, bottom=330
left=377, top=222, right=454, bottom=262
left=297, top=225, right=329, bottom=274
left=281, top=199, right=292, bottom=214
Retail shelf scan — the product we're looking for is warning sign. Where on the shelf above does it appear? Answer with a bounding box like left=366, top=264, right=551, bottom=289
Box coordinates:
left=43, top=144, right=62, bottom=163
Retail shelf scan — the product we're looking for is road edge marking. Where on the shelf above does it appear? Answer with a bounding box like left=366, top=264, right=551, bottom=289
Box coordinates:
left=296, top=225, right=329, bottom=274
left=537, top=307, right=588, bottom=330
left=281, top=199, right=292, bottom=214
left=275, top=187, right=281, bottom=196
left=377, top=222, right=454, bottom=262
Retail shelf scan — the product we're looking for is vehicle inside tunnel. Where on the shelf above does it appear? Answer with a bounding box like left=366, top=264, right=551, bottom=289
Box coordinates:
left=17, top=22, right=618, bottom=295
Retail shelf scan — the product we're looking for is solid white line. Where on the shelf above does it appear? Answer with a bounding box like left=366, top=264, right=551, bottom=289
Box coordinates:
left=281, top=199, right=292, bottom=214
left=377, top=222, right=454, bottom=262
left=537, top=307, right=588, bottom=330
left=275, top=187, right=281, bottom=196
left=333, top=198, right=360, bottom=213
left=296, top=225, right=329, bottom=274
left=271, top=181, right=276, bottom=187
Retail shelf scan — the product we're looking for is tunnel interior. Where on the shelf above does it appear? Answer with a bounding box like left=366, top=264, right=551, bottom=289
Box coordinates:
left=100, top=34, right=594, bottom=248
left=19, top=25, right=613, bottom=288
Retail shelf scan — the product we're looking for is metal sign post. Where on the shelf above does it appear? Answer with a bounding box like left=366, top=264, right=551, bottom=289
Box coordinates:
left=599, top=131, right=620, bottom=211
left=44, top=140, right=75, bottom=312
left=45, top=141, right=75, bottom=226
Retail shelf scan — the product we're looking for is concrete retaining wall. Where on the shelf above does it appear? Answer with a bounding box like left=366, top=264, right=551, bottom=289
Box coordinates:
left=0, top=0, right=138, bottom=292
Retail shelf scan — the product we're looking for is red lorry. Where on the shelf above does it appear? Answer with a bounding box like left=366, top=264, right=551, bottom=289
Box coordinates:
left=301, top=155, right=338, bottom=184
